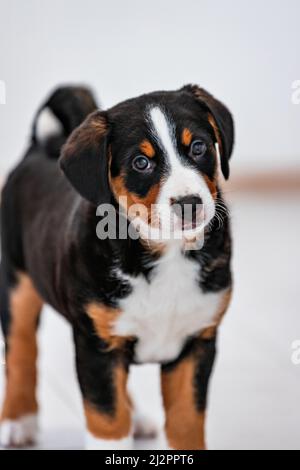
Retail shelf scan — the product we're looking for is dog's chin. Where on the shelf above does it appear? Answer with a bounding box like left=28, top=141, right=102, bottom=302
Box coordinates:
left=130, top=214, right=210, bottom=248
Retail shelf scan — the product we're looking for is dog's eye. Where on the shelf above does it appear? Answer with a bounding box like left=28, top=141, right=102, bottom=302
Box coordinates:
left=189, top=140, right=207, bottom=159
left=132, top=155, right=151, bottom=172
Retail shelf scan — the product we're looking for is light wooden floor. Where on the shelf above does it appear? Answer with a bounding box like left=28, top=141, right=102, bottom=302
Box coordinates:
left=1, top=193, right=300, bottom=449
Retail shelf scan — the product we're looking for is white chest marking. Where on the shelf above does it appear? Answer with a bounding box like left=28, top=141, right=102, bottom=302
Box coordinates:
left=114, top=246, right=224, bottom=363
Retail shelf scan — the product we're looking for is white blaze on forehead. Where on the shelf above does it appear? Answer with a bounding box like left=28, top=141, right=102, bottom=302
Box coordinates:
left=148, top=105, right=215, bottom=230
left=149, top=106, right=178, bottom=169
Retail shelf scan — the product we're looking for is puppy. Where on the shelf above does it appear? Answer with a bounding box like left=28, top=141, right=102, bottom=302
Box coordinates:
left=0, top=84, right=234, bottom=449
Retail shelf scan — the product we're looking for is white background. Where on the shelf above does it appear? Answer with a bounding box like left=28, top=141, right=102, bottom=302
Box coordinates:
left=0, top=0, right=299, bottom=175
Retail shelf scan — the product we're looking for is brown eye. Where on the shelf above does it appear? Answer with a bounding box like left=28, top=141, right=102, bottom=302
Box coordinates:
left=190, top=140, right=207, bottom=159
left=132, top=155, right=151, bottom=172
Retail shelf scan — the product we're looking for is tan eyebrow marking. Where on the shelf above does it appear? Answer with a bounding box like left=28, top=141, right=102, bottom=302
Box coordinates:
left=139, top=139, right=155, bottom=158
left=182, top=128, right=193, bottom=146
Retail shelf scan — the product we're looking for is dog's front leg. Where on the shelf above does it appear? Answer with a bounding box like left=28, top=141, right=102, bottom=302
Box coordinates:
left=73, top=328, right=132, bottom=450
left=160, top=337, right=216, bottom=450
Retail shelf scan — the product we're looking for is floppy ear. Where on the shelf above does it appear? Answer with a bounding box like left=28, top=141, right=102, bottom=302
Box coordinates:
left=182, top=84, right=234, bottom=179
left=59, top=110, right=111, bottom=205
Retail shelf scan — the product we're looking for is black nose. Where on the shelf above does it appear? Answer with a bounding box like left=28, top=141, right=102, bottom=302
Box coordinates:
left=171, top=195, right=203, bottom=225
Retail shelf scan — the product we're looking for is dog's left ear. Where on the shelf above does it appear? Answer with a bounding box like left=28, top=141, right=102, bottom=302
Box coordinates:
left=60, top=111, right=111, bottom=205
left=182, top=84, right=234, bottom=179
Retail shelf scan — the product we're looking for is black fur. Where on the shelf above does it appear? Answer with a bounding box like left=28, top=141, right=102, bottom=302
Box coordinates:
left=194, top=338, right=217, bottom=411
left=60, top=111, right=111, bottom=205
left=73, top=325, right=129, bottom=414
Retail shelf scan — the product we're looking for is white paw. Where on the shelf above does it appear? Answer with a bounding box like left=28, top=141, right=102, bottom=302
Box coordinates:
left=0, top=414, right=38, bottom=448
left=85, top=431, right=133, bottom=450
left=133, top=413, right=157, bottom=440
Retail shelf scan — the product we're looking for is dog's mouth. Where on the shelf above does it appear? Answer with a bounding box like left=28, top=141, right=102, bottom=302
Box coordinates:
left=172, top=206, right=205, bottom=232
left=128, top=201, right=208, bottom=245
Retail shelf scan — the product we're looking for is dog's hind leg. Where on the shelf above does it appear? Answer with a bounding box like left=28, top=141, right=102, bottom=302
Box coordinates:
left=0, top=268, right=43, bottom=448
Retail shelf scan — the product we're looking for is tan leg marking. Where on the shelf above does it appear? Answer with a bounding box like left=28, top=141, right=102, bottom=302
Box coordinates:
left=1, top=273, right=43, bottom=420
left=86, top=303, right=130, bottom=350
left=161, top=357, right=206, bottom=450
left=84, top=365, right=131, bottom=440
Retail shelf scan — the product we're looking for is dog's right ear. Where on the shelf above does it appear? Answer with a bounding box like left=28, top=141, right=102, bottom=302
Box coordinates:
left=59, top=110, right=111, bottom=205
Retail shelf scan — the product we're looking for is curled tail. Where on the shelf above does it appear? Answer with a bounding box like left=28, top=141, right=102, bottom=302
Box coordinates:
left=31, top=85, right=98, bottom=158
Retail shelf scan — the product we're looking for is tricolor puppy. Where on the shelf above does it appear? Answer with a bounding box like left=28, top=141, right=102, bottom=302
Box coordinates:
left=0, top=85, right=234, bottom=449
